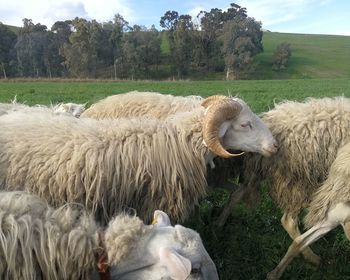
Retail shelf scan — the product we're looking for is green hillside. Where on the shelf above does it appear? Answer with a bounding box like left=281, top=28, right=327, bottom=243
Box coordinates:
left=255, top=32, right=350, bottom=79
left=4, top=24, right=20, bottom=34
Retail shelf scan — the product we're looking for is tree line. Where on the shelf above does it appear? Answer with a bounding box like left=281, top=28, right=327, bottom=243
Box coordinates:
left=0, top=3, right=269, bottom=80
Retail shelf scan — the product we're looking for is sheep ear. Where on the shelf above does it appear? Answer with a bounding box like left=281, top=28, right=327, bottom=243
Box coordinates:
left=159, top=247, right=191, bottom=280
left=152, top=210, right=171, bottom=227
left=218, top=121, right=231, bottom=138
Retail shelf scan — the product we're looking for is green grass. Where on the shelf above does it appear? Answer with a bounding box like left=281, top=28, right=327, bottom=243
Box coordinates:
left=255, top=32, right=350, bottom=79
left=1, top=79, right=350, bottom=279
left=1, top=79, right=350, bottom=112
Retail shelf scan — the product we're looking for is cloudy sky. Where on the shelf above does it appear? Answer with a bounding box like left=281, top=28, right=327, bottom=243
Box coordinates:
left=0, top=0, right=349, bottom=36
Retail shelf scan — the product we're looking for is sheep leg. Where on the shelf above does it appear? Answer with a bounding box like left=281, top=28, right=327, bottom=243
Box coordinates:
left=343, top=221, right=350, bottom=240
left=280, top=212, right=321, bottom=265
left=267, top=221, right=337, bottom=280
left=219, top=181, right=240, bottom=191
left=215, top=184, right=246, bottom=227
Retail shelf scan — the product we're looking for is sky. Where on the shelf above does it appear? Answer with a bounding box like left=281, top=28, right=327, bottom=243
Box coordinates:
left=0, top=0, right=349, bottom=36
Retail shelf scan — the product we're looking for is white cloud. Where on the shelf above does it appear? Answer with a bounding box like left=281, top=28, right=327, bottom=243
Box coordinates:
left=183, top=0, right=315, bottom=29
left=187, top=6, right=205, bottom=28
left=236, top=0, right=307, bottom=27
left=0, top=0, right=134, bottom=28
left=80, top=0, right=134, bottom=22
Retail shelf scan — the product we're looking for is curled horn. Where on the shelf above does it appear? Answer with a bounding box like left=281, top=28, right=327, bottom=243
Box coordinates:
left=202, top=95, right=244, bottom=158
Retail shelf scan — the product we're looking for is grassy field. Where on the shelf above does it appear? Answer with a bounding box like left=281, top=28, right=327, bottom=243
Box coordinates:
left=255, top=32, right=350, bottom=80
left=1, top=79, right=350, bottom=279
left=158, top=31, right=350, bottom=80
left=1, top=78, right=350, bottom=112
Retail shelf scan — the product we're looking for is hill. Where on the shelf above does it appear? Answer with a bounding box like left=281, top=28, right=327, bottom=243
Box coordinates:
left=1, top=24, right=349, bottom=80
left=4, top=24, right=20, bottom=34
left=255, top=32, right=350, bottom=79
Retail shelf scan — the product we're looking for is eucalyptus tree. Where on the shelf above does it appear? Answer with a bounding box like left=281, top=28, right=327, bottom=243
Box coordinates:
left=15, top=19, right=52, bottom=77
left=160, top=11, right=195, bottom=78
left=0, top=23, right=17, bottom=78
left=62, top=18, right=108, bottom=78
left=221, top=14, right=263, bottom=80
left=122, top=25, right=161, bottom=79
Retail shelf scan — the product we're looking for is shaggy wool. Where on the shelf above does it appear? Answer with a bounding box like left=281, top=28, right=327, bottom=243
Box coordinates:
left=0, top=109, right=208, bottom=223
left=81, top=91, right=202, bottom=120
left=244, top=97, right=350, bottom=218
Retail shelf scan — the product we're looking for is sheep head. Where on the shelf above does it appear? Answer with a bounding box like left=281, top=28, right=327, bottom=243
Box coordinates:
left=202, top=95, right=278, bottom=158
left=107, top=210, right=218, bottom=280
left=54, top=103, right=86, bottom=118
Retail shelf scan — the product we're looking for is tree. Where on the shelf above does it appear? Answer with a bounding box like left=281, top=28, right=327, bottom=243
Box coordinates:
left=196, top=8, right=225, bottom=71
left=172, top=15, right=194, bottom=77
left=160, top=11, right=195, bottom=78
left=62, top=18, right=105, bottom=78
left=196, top=3, right=251, bottom=73
left=0, top=23, right=17, bottom=78
left=15, top=19, right=50, bottom=77
left=105, top=14, right=130, bottom=79
left=160, top=11, right=179, bottom=31
left=272, top=42, right=292, bottom=71
left=220, top=10, right=263, bottom=80
left=122, top=25, right=161, bottom=79
left=51, top=20, right=73, bottom=76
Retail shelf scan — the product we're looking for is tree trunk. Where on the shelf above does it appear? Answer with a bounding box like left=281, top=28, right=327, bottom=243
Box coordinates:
left=114, top=62, right=117, bottom=80
left=1, top=63, right=7, bottom=79
left=47, top=63, right=52, bottom=79
left=226, top=67, right=236, bottom=80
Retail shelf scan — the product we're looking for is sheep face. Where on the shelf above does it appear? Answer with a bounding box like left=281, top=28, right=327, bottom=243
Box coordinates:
left=221, top=99, right=278, bottom=157
left=110, top=211, right=218, bottom=280
left=54, top=103, right=85, bottom=117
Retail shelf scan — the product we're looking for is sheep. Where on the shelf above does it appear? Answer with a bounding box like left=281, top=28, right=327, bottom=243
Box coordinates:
left=81, top=91, right=277, bottom=222
left=267, top=141, right=350, bottom=279
left=52, top=102, right=86, bottom=117
left=222, top=97, right=350, bottom=279
left=0, top=101, right=85, bottom=117
left=0, top=95, right=277, bottom=224
left=81, top=91, right=203, bottom=120
left=0, top=191, right=218, bottom=280
left=81, top=91, right=276, bottom=179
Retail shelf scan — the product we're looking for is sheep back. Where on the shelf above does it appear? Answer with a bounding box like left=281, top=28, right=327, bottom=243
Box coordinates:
left=81, top=91, right=202, bottom=120
left=0, top=111, right=208, bottom=223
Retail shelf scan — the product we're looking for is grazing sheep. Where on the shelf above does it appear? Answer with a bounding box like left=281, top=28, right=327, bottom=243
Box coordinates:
left=0, top=101, right=85, bottom=117
left=0, top=95, right=276, bottom=223
left=81, top=91, right=202, bottom=120
left=0, top=191, right=218, bottom=280
left=223, top=97, right=350, bottom=279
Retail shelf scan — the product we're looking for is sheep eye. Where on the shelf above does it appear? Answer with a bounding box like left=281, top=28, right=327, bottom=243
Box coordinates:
left=241, top=121, right=252, bottom=129
left=191, top=267, right=201, bottom=274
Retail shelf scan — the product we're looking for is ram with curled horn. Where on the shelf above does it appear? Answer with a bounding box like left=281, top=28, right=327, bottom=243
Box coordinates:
left=82, top=91, right=278, bottom=159
left=0, top=92, right=277, bottom=223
